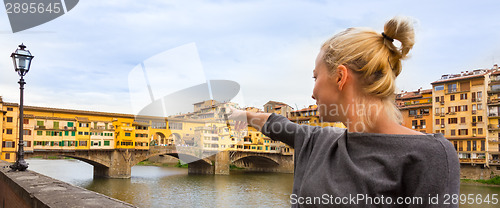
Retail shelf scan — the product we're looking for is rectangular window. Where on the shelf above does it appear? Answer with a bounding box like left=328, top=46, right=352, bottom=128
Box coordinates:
left=104, top=141, right=110, bottom=146
left=37, top=121, right=44, bottom=126
left=481, top=141, right=485, bottom=151
left=125, top=132, right=131, bottom=137
left=53, top=122, right=59, bottom=129
left=6, top=129, right=13, bottom=134
left=460, top=93, right=467, bottom=100
left=7, top=107, right=13, bottom=111
left=478, top=104, right=482, bottom=110
left=477, top=91, right=482, bottom=101
left=478, top=116, right=482, bottom=122
left=23, top=118, right=29, bottom=124
left=450, top=95, right=455, bottom=101
left=472, top=92, right=476, bottom=102
left=467, top=141, right=471, bottom=151
left=67, top=122, right=74, bottom=127
left=6, top=117, right=13, bottom=122
left=451, top=129, right=456, bottom=136
left=434, top=85, right=444, bottom=91
left=71, top=131, right=75, bottom=136
left=478, top=128, right=483, bottom=135
left=78, top=132, right=83, bottom=135
left=435, top=97, right=440, bottom=102
left=435, top=119, right=440, bottom=125
left=5, top=153, right=10, bottom=159
left=472, top=141, right=477, bottom=151
left=448, top=83, right=457, bottom=93
left=84, top=132, right=89, bottom=135
left=409, top=110, right=417, bottom=116
left=23, top=129, right=31, bottom=135
left=460, top=117, right=466, bottom=123
left=65, top=131, right=69, bottom=136
left=37, top=131, right=43, bottom=136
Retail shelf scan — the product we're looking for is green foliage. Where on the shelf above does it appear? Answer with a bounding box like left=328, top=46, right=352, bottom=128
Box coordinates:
left=175, top=160, right=188, bottom=168
left=230, top=164, right=244, bottom=170
left=476, top=176, right=500, bottom=185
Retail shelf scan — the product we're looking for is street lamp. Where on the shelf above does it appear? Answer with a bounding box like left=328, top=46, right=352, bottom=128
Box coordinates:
left=10, top=43, right=34, bottom=171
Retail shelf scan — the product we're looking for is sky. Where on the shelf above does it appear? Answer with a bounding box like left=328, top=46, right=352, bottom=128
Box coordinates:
left=1, top=0, right=500, bottom=115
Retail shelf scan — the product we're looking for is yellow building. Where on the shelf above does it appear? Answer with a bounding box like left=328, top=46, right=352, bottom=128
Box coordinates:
left=487, top=68, right=500, bottom=166
left=396, top=88, right=433, bottom=133
left=289, top=104, right=345, bottom=128
left=431, top=69, right=489, bottom=165
left=0, top=99, right=173, bottom=163
left=263, top=101, right=293, bottom=118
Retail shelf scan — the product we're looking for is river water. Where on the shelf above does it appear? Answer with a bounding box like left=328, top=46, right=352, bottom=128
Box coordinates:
left=26, top=158, right=499, bottom=208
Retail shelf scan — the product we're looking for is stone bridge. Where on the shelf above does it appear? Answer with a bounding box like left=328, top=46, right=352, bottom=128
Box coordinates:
left=26, top=146, right=177, bottom=178
left=25, top=147, right=294, bottom=178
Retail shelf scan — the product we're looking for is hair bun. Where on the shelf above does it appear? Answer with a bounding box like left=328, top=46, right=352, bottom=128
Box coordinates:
left=383, top=16, right=415, bottom=59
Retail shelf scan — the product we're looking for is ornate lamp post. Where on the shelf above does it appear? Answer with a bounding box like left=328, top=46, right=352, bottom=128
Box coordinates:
left=10, top=43, right=34, bottom=171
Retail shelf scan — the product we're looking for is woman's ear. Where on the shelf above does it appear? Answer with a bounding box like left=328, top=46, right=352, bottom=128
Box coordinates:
left=336, top=64, right=349, bottom=91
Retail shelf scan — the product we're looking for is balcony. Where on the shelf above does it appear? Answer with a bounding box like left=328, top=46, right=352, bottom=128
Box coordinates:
left=472, top=110, right=477, bottom=115
left=489, top=124, right=500, bottom=130
left=489, top=113, right=499, bottom=117
left=472, top=122, right=477, bottom=127
left=434, top=113, right=440, bottom=116
left=35, top=125, right=46, bottom=130
left=440, top=101, right=445, bottom=105
left=448, top=112, right=456, bottom=115
left=459, top=158, right=471, bottom=163
left=440, top=113, right=446, bottom=117
left=415, top=114, right=423, bottom=118
left=441, top=124, right=445, bottom=128
left=472, top=158, right=486, bottom=163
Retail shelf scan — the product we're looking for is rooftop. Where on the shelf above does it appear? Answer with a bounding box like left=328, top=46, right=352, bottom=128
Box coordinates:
left=431, top=69, right=490, bottom=85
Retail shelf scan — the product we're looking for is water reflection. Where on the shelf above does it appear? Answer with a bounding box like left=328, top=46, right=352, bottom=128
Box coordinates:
left=26, top=159, right=293, bottom=207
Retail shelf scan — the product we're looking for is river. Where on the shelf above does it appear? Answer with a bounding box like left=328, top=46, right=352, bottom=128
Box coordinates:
left=25, top=158, right=499, bottom=208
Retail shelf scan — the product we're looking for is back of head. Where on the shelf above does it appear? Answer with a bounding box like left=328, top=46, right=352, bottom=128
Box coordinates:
left=321, top=16, right=415, bottom=127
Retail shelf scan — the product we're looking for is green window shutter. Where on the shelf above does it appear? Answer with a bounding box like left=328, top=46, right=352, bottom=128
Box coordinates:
left=104, top=141, right=110, bottom=146
left=71, top=131, right=75, bottom=136
left=37, top=131, right=42, bottom=136
left=65, top=131, right=69, bottom=136
left=99, top=141, right=101, bottom=146
left=54, top=122, right=59, bottom=129
left=67, top=122, right=73, bottom=127
left=37, top=121, right=44, bottom=126
left=91, top=142, right=93, bottom=146
left=51, top=141, right=54, bottom=146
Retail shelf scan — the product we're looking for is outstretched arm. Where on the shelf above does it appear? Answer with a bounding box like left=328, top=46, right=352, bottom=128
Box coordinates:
left=228, top=107, right=271, bottom=131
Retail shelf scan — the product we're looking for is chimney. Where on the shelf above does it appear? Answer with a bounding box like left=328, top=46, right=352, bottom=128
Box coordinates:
left=494, top=64, right=498, bottom=70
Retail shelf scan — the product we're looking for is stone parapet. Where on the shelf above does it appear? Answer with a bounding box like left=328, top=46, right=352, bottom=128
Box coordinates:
left=0, top=161, right=137, bottom=208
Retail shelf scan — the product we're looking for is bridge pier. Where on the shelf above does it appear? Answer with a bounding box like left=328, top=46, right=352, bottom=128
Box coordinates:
left=94, top=150, right=133, bottom=179
left=188, top=151, right=230, bottom=175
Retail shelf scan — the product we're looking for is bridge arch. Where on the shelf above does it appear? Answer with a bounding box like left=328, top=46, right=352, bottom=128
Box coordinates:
left=168, top=133, right=182, bottom=145
left=232, top=155, right=280, bottom=166
left=163, top=153, right=212, bottom=165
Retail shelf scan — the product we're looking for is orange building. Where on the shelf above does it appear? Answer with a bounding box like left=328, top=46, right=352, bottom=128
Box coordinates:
left=396, top=88, right=433, bottom=133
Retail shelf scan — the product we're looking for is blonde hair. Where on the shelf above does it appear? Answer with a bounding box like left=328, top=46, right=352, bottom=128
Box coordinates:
left=321, top=16, right=415, bottom=130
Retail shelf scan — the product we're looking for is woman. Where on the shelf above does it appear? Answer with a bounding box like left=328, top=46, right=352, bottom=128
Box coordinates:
left=230, top=17, right=459, bottom=207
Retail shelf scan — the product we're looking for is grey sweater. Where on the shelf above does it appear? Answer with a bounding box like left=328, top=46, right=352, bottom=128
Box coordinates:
left=261, top=114, right=460, bottom=207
